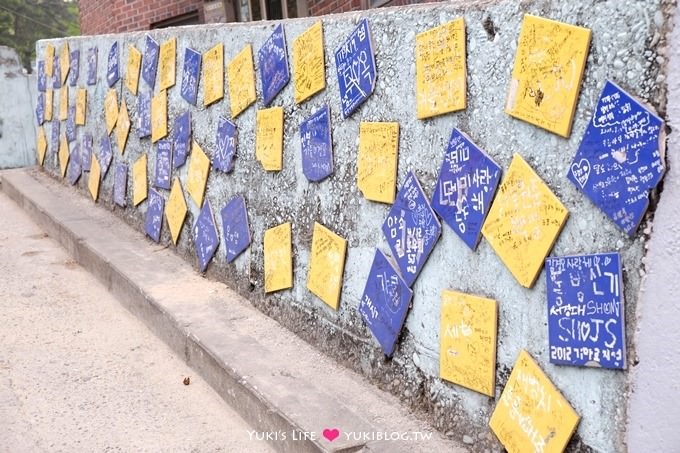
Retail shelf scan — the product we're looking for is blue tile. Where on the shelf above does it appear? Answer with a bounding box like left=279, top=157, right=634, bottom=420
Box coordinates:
left=155, top=139, right=173, bottom=190
left=567, top=80, right=665, bottom=236
left=107, top=41, right=119, bottom=87
left=173, top=111, right=191, bottom=169
left=431, top=129, right=501, bottom=250
left=334, top=18, right=377, bottom=118
left=258, top=24, right=290, bottom=106
left=36, top=93, right=45, bottom=126
left=145, top=189, right=165, bottom=243
left=358, top=249, right=413, bottom=357
left=193, top=200, right=220, bottom=273
left=213, top=116, right=237, bottom=173
left=382, top=170, right=441, bottom=287
left=86, top=47, right=98, bottom=86
left=81, top=133, right=93, bottom=172
left=65, top=106, right=76, bottom=143
left=113, top=163, right=128, bottom=207
left=52, top=55, right=61, bottom=89
left=220, top=195, right=251, bottom=263
left=37, top=60, right=47, bottom=92
left=545, top=252, right=626, bottom=369
left=67, top=142, right=81, bottom=186
left=99, top=135, right=113, bottom=178
left=142, top=35, right=159, bottom=90
left=68, top=49, right=80, bottom=87
left=137, top=91, right=152, bottom=139
left=180, top=47, right=201, bottom=106
left=300, top=105, right=333, bottom=182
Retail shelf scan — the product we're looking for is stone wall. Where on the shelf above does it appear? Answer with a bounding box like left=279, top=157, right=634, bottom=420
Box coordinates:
left=35, top=1, right=677, bottom=450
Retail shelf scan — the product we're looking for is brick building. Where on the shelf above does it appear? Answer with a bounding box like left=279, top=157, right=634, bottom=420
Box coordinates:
left=78, top=0, right=431, bottom=34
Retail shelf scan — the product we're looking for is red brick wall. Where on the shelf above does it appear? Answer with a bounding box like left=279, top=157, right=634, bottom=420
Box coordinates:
left=79, top=0, right=204, bottom=35
left=308, top=0, right=440, bottom=17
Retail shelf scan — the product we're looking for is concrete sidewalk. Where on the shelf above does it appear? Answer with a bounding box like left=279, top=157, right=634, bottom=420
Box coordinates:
left=1, top=167, right=466, bottom=453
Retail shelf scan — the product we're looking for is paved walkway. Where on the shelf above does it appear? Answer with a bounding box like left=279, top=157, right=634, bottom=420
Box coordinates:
left=0, top=192, right=271, bottom=452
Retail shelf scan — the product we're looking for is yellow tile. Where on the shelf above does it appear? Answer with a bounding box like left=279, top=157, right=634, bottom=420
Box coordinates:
left=307, top=223, right=347, bottom=310
left=227, top=44, right=256, bottom=118
left=159, top=37, right=176, bottom=91
left=45, top=89, right=53, bottom=121
left=60, top=42, right=70, bottom=85
left=151, top=89, right=168, bottom=143
left=59, top=85, right=68, bottom=121
left=104, top=89, right=118, bottom=135
left=357, top=122, right=399, bottom=203
left=490, top=350, right=580, bottom=453
left=264, top=222, right=292, bottom=293
left=186, top=141, right=210, bottom=207
left=440, top=290, right=497, bottom=396
left=36, top=126, right=47, bottom=166
left=415, top=18, right=466, bottom=119
left=75, top=88, right=87, bottom=126
left=255, top=107, right=284, bottom=171
left=203, top=43, right=224, bottom=106
left=166, top=177, right=188, bottom=245
left=58, top=134, right=69, bottom=178
left=125, top=45, right=142, bottom=95
left=88, top=156, right=101, bottom=202
left=293, top=22, right=325, bottom=104
left=132, top=154, right=148, bottom=206
left=116, top=99, right=131, bottom=154
left=45, top=44, right=55, bottom=77
left=482, top=154, right=568, bottom=288
left=505, top=14, right=591, bottom=137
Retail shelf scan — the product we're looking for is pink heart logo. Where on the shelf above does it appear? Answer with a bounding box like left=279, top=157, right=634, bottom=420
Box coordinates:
left=323, top=428, right=340, bottom=442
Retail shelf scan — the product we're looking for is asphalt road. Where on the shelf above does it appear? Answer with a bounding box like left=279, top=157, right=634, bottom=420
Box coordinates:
left=0, top=192, right=272, bottom=452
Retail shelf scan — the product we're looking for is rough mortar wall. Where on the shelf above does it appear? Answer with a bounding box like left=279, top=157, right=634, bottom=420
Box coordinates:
left=37, top=0, right=675, bottom=451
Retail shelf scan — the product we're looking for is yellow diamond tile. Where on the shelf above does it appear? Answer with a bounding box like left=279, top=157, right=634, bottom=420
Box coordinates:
left=132, top=154, right=148, bottom=206
left=59, top=85, right=68, bottom=121
left=126, top=45, right=142, bottom=95
left=151, top=89, right=168, bottom=143
left=440, top=290, right=497, bottom=396
left=159, top=37, right=176, bottom=91
left=255, top=107, right=284, bottom=171
left=116, top=98, right=131, bottom=154
left=58, top=134, right=69, bottom=178
left=203, top=43, right=224, bottom=106
left=45, top=89, right=53, bottom=121
left=264, top=222, right=292, bottom=293
left=166, top=177, right=188, bottom=245
left=104, top=89, right=118, bottom=135
left=505, top=14, right=591, bottom=137
left=293, top=22, right=325, bottom=104
left=75, top=88, right=87, bottom=126
left=88, top=155, right=101, bottom=202
left=416, top=18, right=466, bottom=119
left=307, top=222, right=347, bottom=310
left=36, top=126, right=47, bottom=166
left=227, top=44, right=256, bottom=118
left=357, top=122, right=399, bottom=204
left=186, top=141, right=210, bottom=207
left=490, top=350, right=580, bottom=453
left=45, top=44, right=54, bottom=77
left=60, top=42, right=70, bottom=85
left=482, top=153, right=568, bottom=288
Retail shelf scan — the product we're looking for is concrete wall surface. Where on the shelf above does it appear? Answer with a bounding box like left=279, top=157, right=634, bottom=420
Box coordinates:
left=0, top=46, right=36, bottom=169
left=35, top=0, right=678, bottom=451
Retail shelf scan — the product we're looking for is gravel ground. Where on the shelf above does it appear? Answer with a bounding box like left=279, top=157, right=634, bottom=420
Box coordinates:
left=0, top=192, right=272, bottom=453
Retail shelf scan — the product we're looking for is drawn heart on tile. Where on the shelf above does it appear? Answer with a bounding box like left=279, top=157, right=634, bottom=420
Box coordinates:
left=571, top=158, right=591, bottom=188
left=323, top=428, right=340, bottom=442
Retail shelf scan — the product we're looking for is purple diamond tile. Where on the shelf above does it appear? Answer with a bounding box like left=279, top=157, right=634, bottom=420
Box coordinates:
left=142, top=35, right=159, bottom=90
left=335, top=18, right=376, bottom=118
left=113, top=163, right=128, bottom=207
left=382, top=170, right=441, bottom=287
left=220, top=195, right=251, bottom=263
left=81, top=133, right=93, bottom=172
left=358, top=249, right=413, bottom=357
left=107, top=41, right=119, bottom=87
left=145, top=189, right=165, bottom=243
left=214, top=116, right=237, bottom=173
left=432, top=128, right=501, bottom=250
left=68, top=49, right=80, bottom=86
left=567, top=80, right=665, bottom=236
left=137, top=91, right=152, bottom=139
left=193, top=200, right=220, bottom=273
left=180, top=47, right=201, bottom=106
left=545, top=252, right=626, bottom=369
left=258, top=24, right=290, bottom=106
left=65, top=106, right=76, bottom=143
left=173, top=111, right=191, bottom=168
left=300, top=105, right=333, bottom=182
left=86, top=47, right=98, bottom=86
left=99, top=135, right=113, bottom=178
left=52, top=55, right=61, bottom=89
left=155, top=139, right=172, bottom=190
left=38, top=60, right=47, bottom=92
left=36, top=92, right=45, bottom=125
left=67, top=142, right=82, bottom=186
